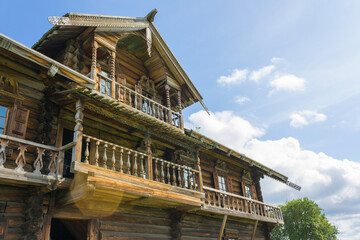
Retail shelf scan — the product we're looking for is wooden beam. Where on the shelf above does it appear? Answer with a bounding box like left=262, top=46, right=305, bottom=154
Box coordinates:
left=251, top=220, right=258, bottom=240
left=43, top=192, right=55, bottom=240
left=87, top=219, right=99, bottom=240
left=218, top=214, right=227, bottom=240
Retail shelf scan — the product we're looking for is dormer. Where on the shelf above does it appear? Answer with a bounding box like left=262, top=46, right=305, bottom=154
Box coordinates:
left=33, top=11, right=207, bottom=130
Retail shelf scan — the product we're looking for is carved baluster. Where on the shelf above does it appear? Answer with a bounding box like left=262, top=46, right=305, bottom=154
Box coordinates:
left=181, top=167, right=185, bottom=188
left=157, top=105, right=160, bottom=119
left=119, top=148, right=123, bottom=173
left=187, top=168, right=192, bottom=190
left=133, top=153, right=138, bottom=177
left=105, top=79, right=109, bottom=95
left=177, top=165, right=181, bottom=186
left=154, top=158, right=158, bottom=181
left=102, top=144, right=108, bottom=169
left=90, top=41, right=98, bottom=80
left=117, top=85, right=121, bottom=101
left=166, top=163, right=170, bottom=184
left=171, top=165, right=176, bottom=185
left=95, top=141, right=100, bottom=167
left=123, top=86, right=127, bottom=103
left=33, top=148, right=45, bottom=175
left=160, top=161, right=165, bottom=183
left=126, top=151, right=131, bottom=174
left=140, top=155, right=144, bottom=178
left=134, top=91, right=138, bottom=109
left=15, top=144, right=27, bottom=172
left=0, top=139, right=9, bottom=168
left=48, top=151, right=58, bottom=177
left=84, top=137, right=90, bottom=164
left=129, top=91, right=132, bottom=107
left=111, top=146, right=116, bottom=171
left=152, top=102, right=155, bottom=116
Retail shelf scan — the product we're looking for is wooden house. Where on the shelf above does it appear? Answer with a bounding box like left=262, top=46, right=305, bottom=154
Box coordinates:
left=0, top=10, right=300, bottom=240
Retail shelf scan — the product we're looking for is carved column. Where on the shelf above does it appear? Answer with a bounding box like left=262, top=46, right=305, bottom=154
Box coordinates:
left=177, top=90, right=183, bottom=130
left=252, top=171, right=263, bottom=202
left=165, top=84, right=171, bottom=124
left=145, top=129, right=153, bottom=180
left=72, top=99, right=84, bottom=163
left=196, top=149, right=204, bottom=192
left=90, top=40, right=99, bottom=88
left=110, top=51, right=116, bottom=98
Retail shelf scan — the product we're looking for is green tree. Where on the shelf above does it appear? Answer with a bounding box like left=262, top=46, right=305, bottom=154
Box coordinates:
left=271, top=197, right=338, bottom=240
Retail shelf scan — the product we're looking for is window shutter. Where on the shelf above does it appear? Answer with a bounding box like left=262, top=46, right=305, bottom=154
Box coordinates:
left=7, top=103, right=29, bottom=139
left=213, top=172, right=219, bottom=189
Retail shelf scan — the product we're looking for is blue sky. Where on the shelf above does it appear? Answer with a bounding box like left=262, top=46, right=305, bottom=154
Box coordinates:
left=2, top=1, right=360, bottom=239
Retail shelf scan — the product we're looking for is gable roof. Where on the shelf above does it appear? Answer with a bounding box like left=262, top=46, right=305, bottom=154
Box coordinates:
left=33, top=11, right=208, bottom=111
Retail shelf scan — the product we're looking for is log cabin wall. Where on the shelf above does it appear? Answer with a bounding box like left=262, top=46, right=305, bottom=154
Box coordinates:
left=199, top=149, right=261, bottom=201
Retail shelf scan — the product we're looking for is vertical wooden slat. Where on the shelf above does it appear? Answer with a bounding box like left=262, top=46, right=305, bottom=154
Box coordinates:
left=218, top=215, right=227, bottom=240
left=87, top=219, right=99, bottom=240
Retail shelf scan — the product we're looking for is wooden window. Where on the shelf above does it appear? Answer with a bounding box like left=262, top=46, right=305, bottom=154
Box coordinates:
left=245, top=184, right=252, bottom=199
left=0, top=106, right=8, bottom=134
left=218, top=175, right=227, bottom=192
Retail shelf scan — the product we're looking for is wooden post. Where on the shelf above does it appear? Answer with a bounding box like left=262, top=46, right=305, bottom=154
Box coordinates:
left=90, top=40, right=98, bottom=81
left=165, top=84, right=171, bottom=124
left=71, top=99, right=84, bottom=163
left=251, top=220, right=258, bottom=240
left=43, top=192, right=55, bottom=240
left=196, top=149, right=204, bottom=192
left=87, top=219, right=99, bottom=240
left=145, top=129, right=153, bottom=180
left=110, top=51, right=116, bottom=98
left=177, top=90, right=183, bottom=130
left=218, top=214, right=227, bottom=240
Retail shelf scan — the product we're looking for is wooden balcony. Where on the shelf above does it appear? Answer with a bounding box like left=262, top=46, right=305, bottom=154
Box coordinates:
left=60, top=134, right=204, bottom=213
left=202, top=186, right=284, bottom=224
left=0, top=134, right=73, bottom=188
left=96, top=73, right=183, bottom=130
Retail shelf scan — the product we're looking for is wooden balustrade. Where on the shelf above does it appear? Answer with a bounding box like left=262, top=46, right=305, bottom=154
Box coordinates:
left=202, top=186, right=283, bottom=222
left=82, top=134, right=199, bottom=191
left=0, top=133, right=74, bottom=178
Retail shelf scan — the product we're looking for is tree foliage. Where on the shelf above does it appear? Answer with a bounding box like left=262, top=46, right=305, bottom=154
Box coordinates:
left=270, top=197, right=338, bottom=240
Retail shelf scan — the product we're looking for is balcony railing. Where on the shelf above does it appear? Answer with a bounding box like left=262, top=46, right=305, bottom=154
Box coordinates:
left=202, top=186, right=283, bottom=223
left=97, top=73, right=182, bottom=129
left=0, top=134, right=74, bottom=183
left=82, top=134, right=200, bottom=191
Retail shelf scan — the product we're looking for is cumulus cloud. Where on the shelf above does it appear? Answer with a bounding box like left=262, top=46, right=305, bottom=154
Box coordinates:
left=290, top=110, right=327, bottom=128
left=187, top=110, right=360, bottom=240
left=249, top=65, right=275, bottom=82
left=217, top=69, right=248, bottom=86
left=187, top=110, right=264, bottom=151
left=270, top=73, right=306, bottom=93
left=234, top=96, right=250, bottom=105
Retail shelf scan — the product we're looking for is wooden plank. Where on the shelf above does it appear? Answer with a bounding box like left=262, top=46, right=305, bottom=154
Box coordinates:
left=88, top=219, right=99, bottom=240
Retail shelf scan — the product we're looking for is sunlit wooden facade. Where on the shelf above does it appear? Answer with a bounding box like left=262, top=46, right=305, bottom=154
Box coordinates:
left=0, top=11, right=298, bottom=240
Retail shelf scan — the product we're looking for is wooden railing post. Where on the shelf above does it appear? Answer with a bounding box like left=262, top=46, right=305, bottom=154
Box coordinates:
left=177, top=90, right=183, bottom=130
left=145, top=130, right=153, bottom=180
left=71, top=99, right=84, bottom=163
left=196, top=149, right=204, bottom=192
left=165, top=84, right=172, bottom=124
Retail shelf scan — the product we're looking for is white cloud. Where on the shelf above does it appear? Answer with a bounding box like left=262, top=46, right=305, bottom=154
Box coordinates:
left=217, top=69, right=248, bottom=86
left=271, top=57, right=284, bottom=64
left=187, top=110, right=360, bottom=240
left=249, top=65, right=275, bottom=82
left=234, top=96, right=250, bottom=105
left=270, top=73, right=306, bottom=92
left=187, top=110, right=264, bottom=151
left=290, top=110, right=327, bottom=128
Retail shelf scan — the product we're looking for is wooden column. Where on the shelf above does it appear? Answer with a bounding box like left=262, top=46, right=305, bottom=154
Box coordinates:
left=43, top=192, right=55, bottom=240
left=170, top=210, right=186, bottom=240
left=251, top=220, right=259, bottom=240
left=145, top=130, right=153, bottom=180
left=90, top=40, right=99, bottom=88
left=177, top=90, right=183, bottom=130
left=87, top=219, right=99, bottom=240
left=110, top=51, right=116, bottom=98
left=196, top=149, right=204, bottom=192
left=218, top=214, right=228, bottom=240
left=71, top=99, right=84, bottom=163
left=165, top=84, right=171, bottom=124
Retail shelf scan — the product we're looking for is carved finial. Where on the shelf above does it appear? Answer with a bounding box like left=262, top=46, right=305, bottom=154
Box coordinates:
left=146, top=9, right=158, bottom=22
